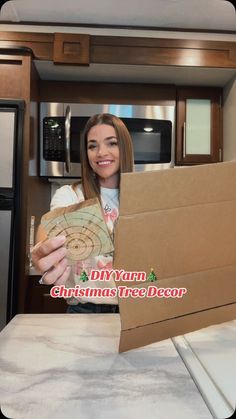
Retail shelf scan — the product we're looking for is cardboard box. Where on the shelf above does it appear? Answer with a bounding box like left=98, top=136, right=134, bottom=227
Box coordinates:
left=114, top=161, right=236, bottom=352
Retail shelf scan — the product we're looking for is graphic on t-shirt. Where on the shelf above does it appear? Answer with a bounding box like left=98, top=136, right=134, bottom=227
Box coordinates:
left=41, top=198, right=114, bottom=264
left=104, top=203, right=112, bottom=213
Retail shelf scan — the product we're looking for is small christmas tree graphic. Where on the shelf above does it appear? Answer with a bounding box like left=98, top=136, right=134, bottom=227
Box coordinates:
left=79, top=270, right=89, bottom=282
left=147, top=268, right=158, bottom=282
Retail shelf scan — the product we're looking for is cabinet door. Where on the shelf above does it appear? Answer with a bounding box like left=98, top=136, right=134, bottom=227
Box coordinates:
left=26, top=279, right=68, bottom=313
left=176, top=87, right=222, bottom=165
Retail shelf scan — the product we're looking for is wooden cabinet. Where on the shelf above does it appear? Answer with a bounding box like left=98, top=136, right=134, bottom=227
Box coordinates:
left=53, top=33, right=90, bottom=65
left=26, top=278, right=68, bottom=313
left=176, top=87, right=222, bottom=165
left=0, top=50, right=51, bottom=317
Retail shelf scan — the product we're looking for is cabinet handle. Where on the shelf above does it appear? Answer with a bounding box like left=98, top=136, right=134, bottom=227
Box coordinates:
left=65, top=105, right=71, bottom=173
left=183, top=122, right=186, bottom=158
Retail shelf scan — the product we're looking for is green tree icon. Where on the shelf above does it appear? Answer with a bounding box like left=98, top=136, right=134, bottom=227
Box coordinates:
left=80, top=270, right=89, bottom=282
left=147, top=268, right=157, bottom=282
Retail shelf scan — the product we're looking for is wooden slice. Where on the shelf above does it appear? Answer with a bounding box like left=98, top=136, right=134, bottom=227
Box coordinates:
left=41, top=198, right=114, bottom=264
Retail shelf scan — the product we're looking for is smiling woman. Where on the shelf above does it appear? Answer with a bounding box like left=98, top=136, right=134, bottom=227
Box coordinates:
left=31, top=113, right=134, bottom=314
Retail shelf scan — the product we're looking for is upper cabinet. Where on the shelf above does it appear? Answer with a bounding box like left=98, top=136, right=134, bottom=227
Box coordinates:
left=1, top=32, right=236, bottom=67
left=176, top=87, right=222, bottom=165
left=0, top=33, right=232, bottom=171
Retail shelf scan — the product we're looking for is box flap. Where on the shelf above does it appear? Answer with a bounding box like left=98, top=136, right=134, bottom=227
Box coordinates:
left=114, top=161, right=236, bottom=351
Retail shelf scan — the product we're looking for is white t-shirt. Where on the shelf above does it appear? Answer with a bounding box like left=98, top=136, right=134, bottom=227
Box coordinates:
left=50, top=184, right=119, bottom=305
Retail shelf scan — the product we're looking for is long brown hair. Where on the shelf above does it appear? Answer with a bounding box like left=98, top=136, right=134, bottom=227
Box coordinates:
left=79, top=113, right=134, bottom=200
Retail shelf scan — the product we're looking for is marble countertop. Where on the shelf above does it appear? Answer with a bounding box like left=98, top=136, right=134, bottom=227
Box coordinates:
left=0, top=314, right=212, bottom=419
left=179, top=320, right=236, bottom=417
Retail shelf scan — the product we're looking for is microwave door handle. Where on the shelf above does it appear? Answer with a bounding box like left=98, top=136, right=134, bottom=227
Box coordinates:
left=65, top=105, right=71, bottom=173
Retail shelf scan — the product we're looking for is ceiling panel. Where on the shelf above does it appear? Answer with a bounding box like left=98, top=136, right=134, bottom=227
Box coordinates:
left=1, top=0, right=236, bottom=31
left=35, top=61, right=236, bottom=86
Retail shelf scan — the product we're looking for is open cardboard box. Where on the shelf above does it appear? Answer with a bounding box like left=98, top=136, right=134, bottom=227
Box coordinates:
left=114, top=161, right=236, bottom=352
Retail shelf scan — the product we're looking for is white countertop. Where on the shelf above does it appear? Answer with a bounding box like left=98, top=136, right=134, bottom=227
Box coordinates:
left=0, top=314, right=214, bottom=419
left=179, top=320, right=236, bottom=416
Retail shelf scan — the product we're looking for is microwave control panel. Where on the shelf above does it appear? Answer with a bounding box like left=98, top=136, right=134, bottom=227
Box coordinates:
left=43, top=117, right=65, bottom=161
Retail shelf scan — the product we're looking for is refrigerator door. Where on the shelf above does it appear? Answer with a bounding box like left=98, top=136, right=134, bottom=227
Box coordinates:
left=0, top=109, right=15, bottom=188
left=0, top=209, right=12, bottom=330
left=0, top=99, right=24, bottom=328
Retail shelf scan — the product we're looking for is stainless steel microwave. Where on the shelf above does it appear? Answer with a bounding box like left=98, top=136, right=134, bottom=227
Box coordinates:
left=40, top=103, right=175, bottom=177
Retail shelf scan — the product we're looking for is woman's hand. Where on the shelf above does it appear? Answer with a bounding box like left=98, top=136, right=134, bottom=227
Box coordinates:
left=31, top=235, right=71, bottom=285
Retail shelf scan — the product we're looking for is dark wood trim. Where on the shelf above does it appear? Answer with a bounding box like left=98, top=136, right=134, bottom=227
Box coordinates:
left=0, top=31, right=236, bottom=67
left=91, top=36, right=236, bottom=49
left=0, top=32, right=54, bottom=42
left=0, top=32, right=54, bottom=60
left=0, top=46, right=34, bottom=56
left=90, top=36, right=236, bottom=67
left=39, top=81, right=176, bottom=104
left=53, top=33, right=90, bottom=65
left=0, top=21, right=235, bottom=34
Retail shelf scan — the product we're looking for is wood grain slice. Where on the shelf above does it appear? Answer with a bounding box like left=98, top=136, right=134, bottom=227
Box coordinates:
left=41, top=198, right=114, bottom=264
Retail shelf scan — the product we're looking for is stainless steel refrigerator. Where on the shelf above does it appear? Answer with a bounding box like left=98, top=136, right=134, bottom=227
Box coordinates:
left=0, top=99, right=24, bottom=330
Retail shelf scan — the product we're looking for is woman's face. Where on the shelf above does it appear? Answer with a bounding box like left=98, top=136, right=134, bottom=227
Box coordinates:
left=87, top=124, right=120, bottom=188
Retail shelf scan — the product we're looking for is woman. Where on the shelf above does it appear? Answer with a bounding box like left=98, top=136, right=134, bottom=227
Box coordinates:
left=31, top=113, right=134, bottom=313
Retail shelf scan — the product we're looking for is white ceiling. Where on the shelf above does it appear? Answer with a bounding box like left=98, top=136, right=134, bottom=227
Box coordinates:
left=0, top=0, right=236, bottom=31
left=35, top=61, right=236, bottom=86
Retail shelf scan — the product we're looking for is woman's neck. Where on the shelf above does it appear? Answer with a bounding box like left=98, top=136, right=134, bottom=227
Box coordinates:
left=98, top=173, right=119, bottom=189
